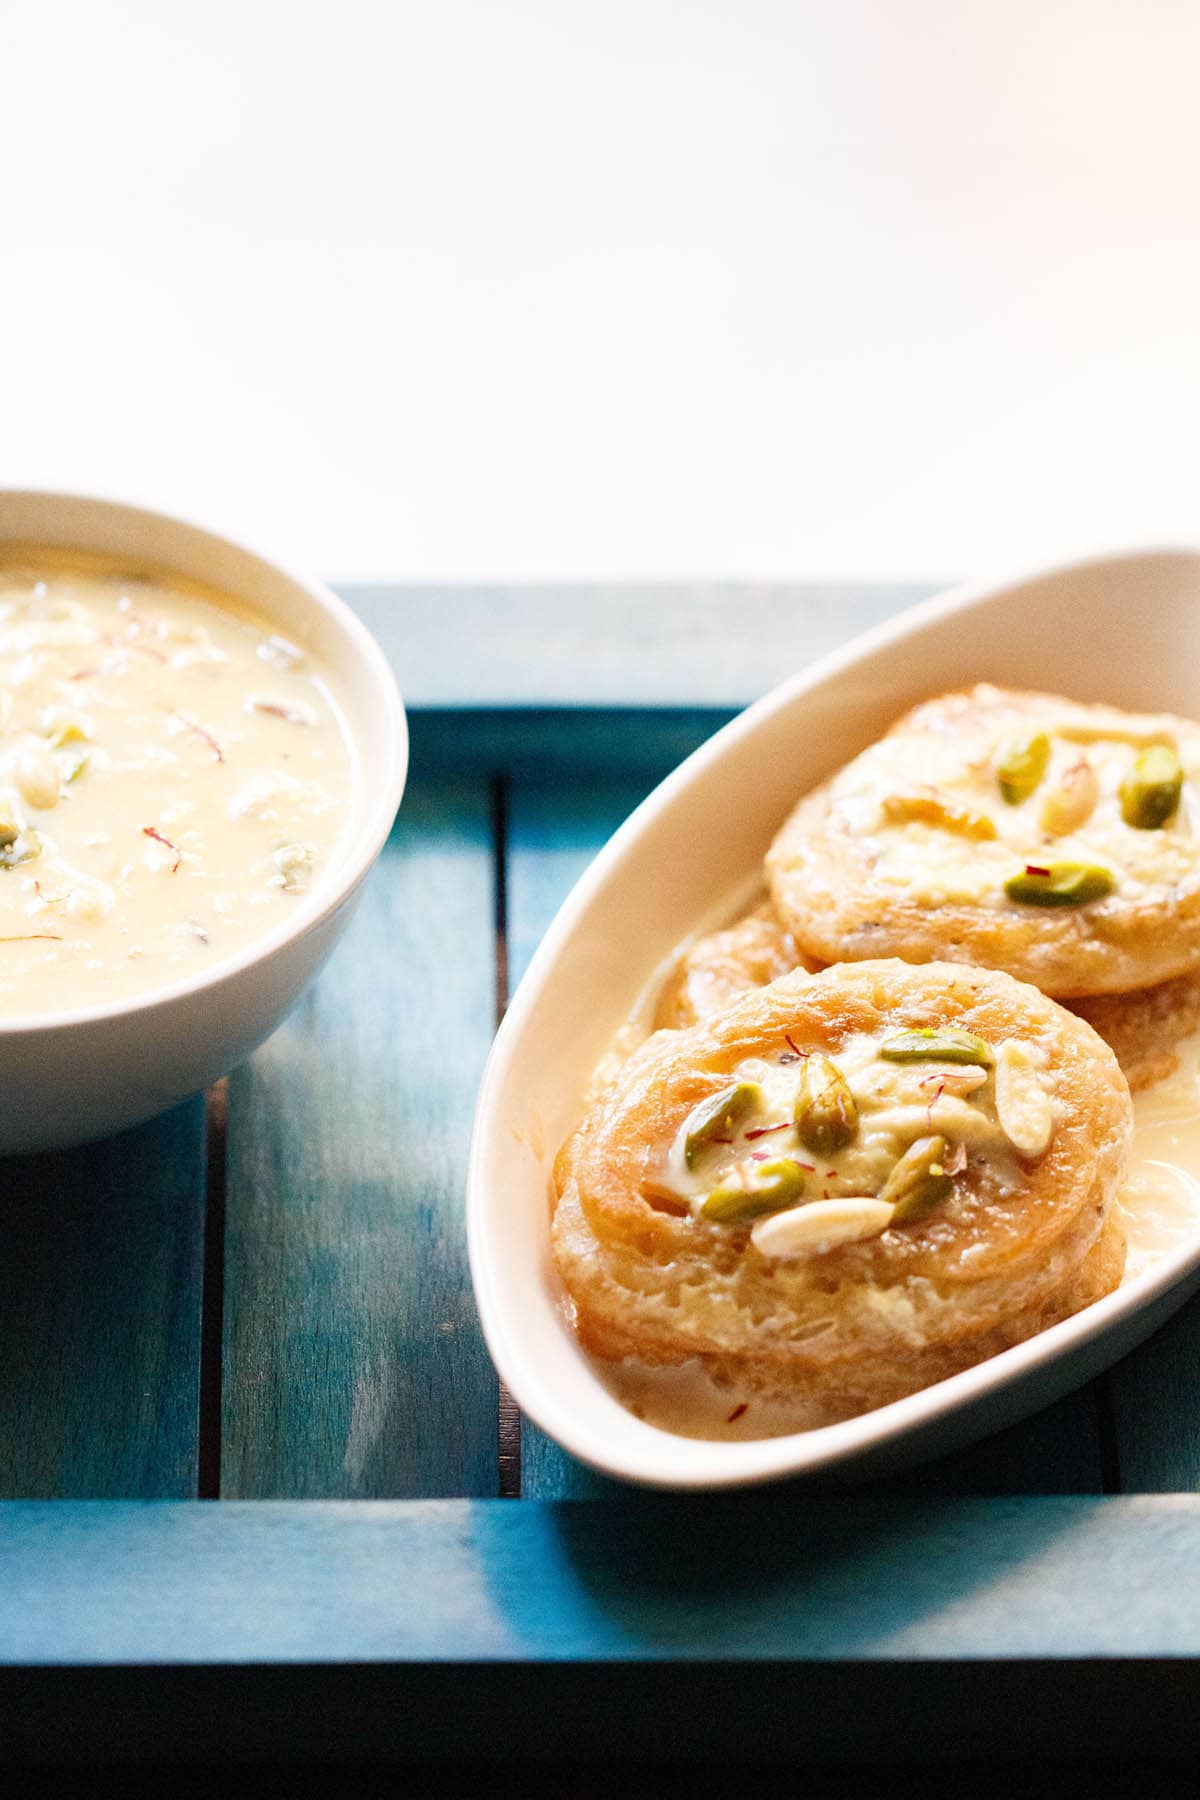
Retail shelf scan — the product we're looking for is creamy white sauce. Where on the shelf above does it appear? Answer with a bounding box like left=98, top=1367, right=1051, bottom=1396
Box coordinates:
left=664, top=1034, right=1023, bottom=1220
left=598, top=1028, right=1200, bottom=1441
left=585, top=874, right=768, bottom=1101
left=836, top=706, right=1200, bottom=909
left=1117, top=1027, right=1200, bottom=1278
left=0, top=551, right=353, bottom=1016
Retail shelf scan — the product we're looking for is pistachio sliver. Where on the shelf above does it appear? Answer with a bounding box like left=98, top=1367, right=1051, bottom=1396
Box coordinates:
left=59, top=746, right=91, bottom=784
left=879, top=1134, right=955, bottom=1223
left=996, top=728, right=1051, bottom=805
left=41, top=710, right=89, bottom=747
left=793, top=1052, right=858, bottom=1155
left=683, top=1081, right=763, bottom=1170
left=1120, top=744, right=1183, bottom=830
left=0, top=829, right=42, bottom=871
left=879, top=1027, right=993, bottom=1067
left=1004, top=861, right=1114, bottom=907
left=701, top=1157, right=807, bottom=1223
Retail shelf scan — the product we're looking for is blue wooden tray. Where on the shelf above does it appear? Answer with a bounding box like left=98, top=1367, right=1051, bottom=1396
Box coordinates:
left=5, top=583, right=1200, bottom=1766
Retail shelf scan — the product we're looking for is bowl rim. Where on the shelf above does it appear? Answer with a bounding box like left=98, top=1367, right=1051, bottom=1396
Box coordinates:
left=0, top=487, right=408, bottom=1034
left=468, top=541, right=1200, bottom=1489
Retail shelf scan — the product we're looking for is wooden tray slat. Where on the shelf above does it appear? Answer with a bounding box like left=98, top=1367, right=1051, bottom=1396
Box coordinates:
left=881, top=1387, right=1108, bottom=1494
left=7, top=1496, right=1200, bottom=1762
left=408, top=707, right=733, bottom=778
left=0, top=1102, right=206, bottom=1498
left=1106, top=1301, right=1200, bottom=1491
left=505, top=771, right=660, bottom=1498
left=343, top=583, right=931, bottom=709
left=220, top=775, right=500, bottom=1499
left=9, top=1493, right=1197, bottom=1665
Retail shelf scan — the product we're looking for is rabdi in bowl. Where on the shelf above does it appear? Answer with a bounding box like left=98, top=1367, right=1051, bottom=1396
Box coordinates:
left=0, top=492, right=406, bottom=1152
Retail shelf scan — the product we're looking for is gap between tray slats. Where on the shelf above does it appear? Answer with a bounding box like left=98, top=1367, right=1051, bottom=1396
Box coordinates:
left=196, top=1079, right=227, bottom=1499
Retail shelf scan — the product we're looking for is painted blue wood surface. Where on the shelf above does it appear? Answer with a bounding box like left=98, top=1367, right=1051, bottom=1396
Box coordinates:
left=409, top=706, right=734, bottom=777
left=2, top=577, right=1196, bottom=1745
left=2, top=1494, right=1199, bottom=1664
left=505, top=772, right=660, bottom=1498
left=0, top=1102, right=205, bottom=1498
left=221, top=776, right=499, bottom=1498
left=1107, top=1299, right=1200, bottom=1490
left=343, top=582, right=933, bottom=709
left=9, top=1496, right=1200, bottom=1759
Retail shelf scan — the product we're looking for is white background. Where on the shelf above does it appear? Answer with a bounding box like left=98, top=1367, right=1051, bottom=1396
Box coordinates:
left=3, top=1, right=1199, bottom=584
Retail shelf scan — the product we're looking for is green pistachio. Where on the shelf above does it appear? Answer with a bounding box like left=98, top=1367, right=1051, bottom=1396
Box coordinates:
left=701, top=1158, right=807, bottom=1223
left=879, top=1027, right=993, bottom=1067
left=879, top=1134, right=955, bottom=1223
left=1003, top=861, right=1115, bottom=906
left=996, top=729, right=1051, bottom=805
left=1120, top=744, right=1183, bottom=830
left=60, top=747, right=90, bottom=784
left=44, top=717, right=87, bottom=747
left=793, top=1053, right=858, bottom=1155
left=0, top=829, right=42, bottom=870
left=683, top=1081, right=763, bottom=1170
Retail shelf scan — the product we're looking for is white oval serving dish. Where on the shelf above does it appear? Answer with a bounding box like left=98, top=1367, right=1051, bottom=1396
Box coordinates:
left=0, top=490, right=407, bottom=1153
left=469, top=546, right=1200, bottom=1489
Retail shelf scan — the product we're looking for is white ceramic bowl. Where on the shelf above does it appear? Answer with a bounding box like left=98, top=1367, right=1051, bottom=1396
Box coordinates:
left=0, top=490, right=407, bottom=1153
left=469, top=547, right=1200, bottom=1489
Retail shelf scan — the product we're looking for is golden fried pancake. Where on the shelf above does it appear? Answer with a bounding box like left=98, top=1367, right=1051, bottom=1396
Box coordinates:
left=1069, top=971, right=1200, bottom=1093
left=554, top=959, right=1130, bottom=1422
left=767, top=685, right=1200, bottom=998
left=654, top=895, right=1196, bottom=1097
left=653, top=901, right=821, bottom=1029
